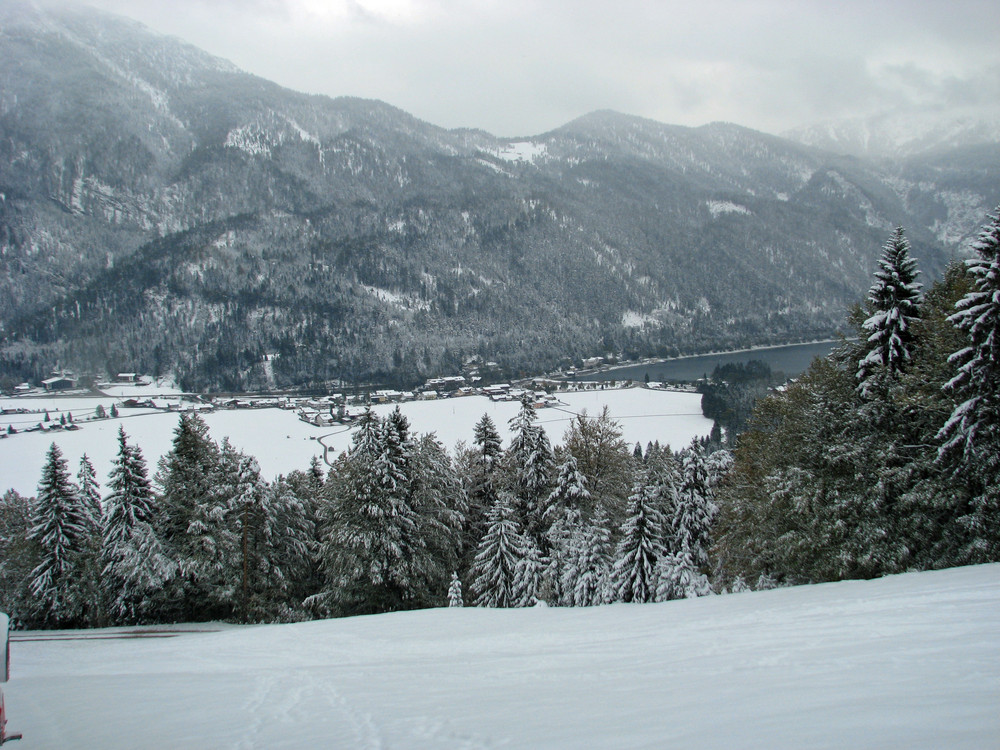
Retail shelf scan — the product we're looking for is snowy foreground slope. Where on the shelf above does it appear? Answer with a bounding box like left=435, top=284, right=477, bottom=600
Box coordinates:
left=8, top=564, right=999, bottom=749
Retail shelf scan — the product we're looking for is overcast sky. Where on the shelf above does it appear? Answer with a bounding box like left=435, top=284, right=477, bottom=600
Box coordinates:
left=53, top=0, right=1000, bottom=137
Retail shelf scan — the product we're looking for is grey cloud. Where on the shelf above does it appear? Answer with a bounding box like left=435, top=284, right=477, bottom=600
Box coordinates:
left=41, top=0, right=1000, bottom=137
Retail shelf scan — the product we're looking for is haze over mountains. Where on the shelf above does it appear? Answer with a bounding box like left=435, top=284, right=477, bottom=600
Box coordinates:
left=1, top=2, right=998, bottom=391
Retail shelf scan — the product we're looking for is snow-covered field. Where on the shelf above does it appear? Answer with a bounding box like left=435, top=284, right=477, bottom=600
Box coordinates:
left=5, top=563, right=998, bottom=749
left=1, top=389, right=711, bottom=496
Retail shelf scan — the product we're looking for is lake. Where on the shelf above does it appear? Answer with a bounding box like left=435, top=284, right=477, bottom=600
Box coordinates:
left=576, top=340, right=844, bottom=383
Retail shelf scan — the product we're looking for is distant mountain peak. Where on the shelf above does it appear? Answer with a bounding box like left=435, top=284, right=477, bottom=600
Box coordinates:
left=783, top=107, right=1000, bottom=159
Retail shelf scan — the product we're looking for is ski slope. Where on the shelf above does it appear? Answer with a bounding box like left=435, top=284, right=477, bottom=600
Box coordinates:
left=6, top=564, right=998, bottom=749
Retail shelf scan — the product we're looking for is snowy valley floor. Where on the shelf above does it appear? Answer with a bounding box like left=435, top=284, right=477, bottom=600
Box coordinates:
left=6, top=563, right=999, bottom=749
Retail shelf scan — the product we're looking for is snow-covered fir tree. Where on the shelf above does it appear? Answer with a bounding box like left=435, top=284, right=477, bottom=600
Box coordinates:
left=216, top=439, right=266, bottom=622
left=77, top=454, right=102, bottom=539
left=565, top=506, right=613, bottom=607
left=611, top=480, right=666, bottom=604
left=473, top=413, right=504, bottom=477
left=505, top=398, right=555, bottom=543
left=448, top=571, right=464, bottom=607
left=411, top=433, right=467, bottom=604
left=155, top=413, right=221, bottom=620
left=102, top=428, right=174, bottom=624
left=27, top=443, right=95, bottom=627
left=543, top=455, right=591, bottom=604
left=460, top=413, right=505, bottom=579
left=75, top=453, right=105, bottom=621
left=471, top=492, right=536, bottom=608
left=514, top=533, right=544, bottom=607
left=257, top=476, right=316, bottom=621
left=937, top=206, right=1000, bottom=560
left=312, top=408, right=430, bottom=615
left=668, top=441, right=718, bottom=569
left=0, top=490, right=36, bottom=624
left=655, top=552, right=712, bottom=601
left=857, top=226, right=922, bottom=398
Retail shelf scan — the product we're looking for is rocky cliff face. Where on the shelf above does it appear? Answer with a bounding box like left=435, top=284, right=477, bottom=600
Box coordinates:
left=1, top=3, right=997, bottom=390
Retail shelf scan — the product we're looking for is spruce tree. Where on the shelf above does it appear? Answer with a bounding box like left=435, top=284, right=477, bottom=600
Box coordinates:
left=471, top=492, right=534, bottom=607
left=313, top=409, right=428, bottom=615
left=103, top=428, right=174, bottom=624
left=857, top=226, right=922, bottom=398
left=505, top=398, right=554, bottom=542
left=566, top=507, right=613, bottom=607
left=0, top=490, right=37, bottom=625
left=462, top=414, right=505, bottom=580
left=155, top=413, right=220, bottom=620
left=473, top=413, right=503, bottom=476
left=543, top=455, right=591, bottom=604
left=27, top=443, right=93, bottom=627
left=938, top=206, right=1000, bottom=560
left=411, top=433, right=467, bottom=605
left=668, top=441, right=718, bottom=569
left=77, top=454, right=103, bottom=537
left=258, top=476, right=316, bottom=621
left=448, top=571, right=464, bottom=607
left=216, top=439, right=264, bottom=622
left=611, top=480, right=665, bottom=603
left=76, top=454, right=105, bottom=623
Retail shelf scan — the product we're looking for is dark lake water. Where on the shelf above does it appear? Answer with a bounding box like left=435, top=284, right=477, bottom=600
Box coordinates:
left=576, top=340, right=842, bottom=383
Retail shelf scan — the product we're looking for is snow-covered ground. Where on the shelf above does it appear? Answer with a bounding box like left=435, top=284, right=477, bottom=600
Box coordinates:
left=0, top=389, right=712, bottom=496
left=5, top=563, right=998, bottom=749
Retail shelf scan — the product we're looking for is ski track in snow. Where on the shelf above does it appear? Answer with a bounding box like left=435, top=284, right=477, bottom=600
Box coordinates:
left=236, top=668, right=383, bottom=749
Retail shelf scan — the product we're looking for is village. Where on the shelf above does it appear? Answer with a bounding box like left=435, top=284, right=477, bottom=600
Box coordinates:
left=2, top=363, right=699, bottom=439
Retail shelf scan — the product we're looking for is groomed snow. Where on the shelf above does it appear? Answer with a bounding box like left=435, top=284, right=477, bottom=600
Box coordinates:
left=0, top=389, right=712, bottom=496
left=5, top=563, right=998, bottom=749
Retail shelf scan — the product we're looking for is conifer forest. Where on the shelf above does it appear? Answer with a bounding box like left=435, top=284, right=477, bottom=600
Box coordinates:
left=2, top=208, right=998, bottom=629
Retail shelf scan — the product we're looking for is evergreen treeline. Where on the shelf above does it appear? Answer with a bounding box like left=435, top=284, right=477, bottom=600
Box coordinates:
left=714, top=209, right=1000, bottom=585
left=0, top=401, right=730, bottom=628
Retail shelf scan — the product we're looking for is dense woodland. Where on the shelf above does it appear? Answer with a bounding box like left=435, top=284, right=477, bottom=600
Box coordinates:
left=0, top=402, right=730, bottom=627
left=2, top=208, right=998, bottom=628
left=716, top=210, right=1000, bottom=584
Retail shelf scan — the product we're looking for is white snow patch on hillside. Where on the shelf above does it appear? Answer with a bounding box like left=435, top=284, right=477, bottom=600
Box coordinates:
left=621, top=310, right=658, bottom=329
left=475, top=157, right=507, bottom=174
left=491, top=141, right=548, bottom=164
left=224, top=114, right=322, bottom=158
left=6, top=564, right=998, bottom=749
left=360, top=284, right=431, bottom=312
left=707, top=200, right=751, bottom=218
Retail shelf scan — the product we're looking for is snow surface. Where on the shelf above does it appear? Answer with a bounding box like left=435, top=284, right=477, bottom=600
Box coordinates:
left=0, top=389, right=711, bottom=496
left=491, top=140, right=548, bottom=164
left=5, top=564, right=998, bottom=749
left=706, top=200, right=751, bottom=218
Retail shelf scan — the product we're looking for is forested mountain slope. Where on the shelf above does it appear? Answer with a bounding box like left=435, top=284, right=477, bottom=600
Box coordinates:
left=1, top=2, right=997, bottom=390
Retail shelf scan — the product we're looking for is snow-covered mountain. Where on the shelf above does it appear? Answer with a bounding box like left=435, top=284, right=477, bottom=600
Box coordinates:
left=783, top=108, right=1000, bottom=159
left=1, top=2, right=998, bottom=390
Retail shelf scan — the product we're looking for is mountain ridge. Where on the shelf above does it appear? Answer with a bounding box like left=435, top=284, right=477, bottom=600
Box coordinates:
left=1, top=2, right=998, bottom=390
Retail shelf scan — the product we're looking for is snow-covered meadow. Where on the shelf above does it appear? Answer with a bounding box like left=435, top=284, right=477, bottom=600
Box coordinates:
left=6, top=563, right=998, bottom=749
left=1, top=388, right=712, bottom=496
